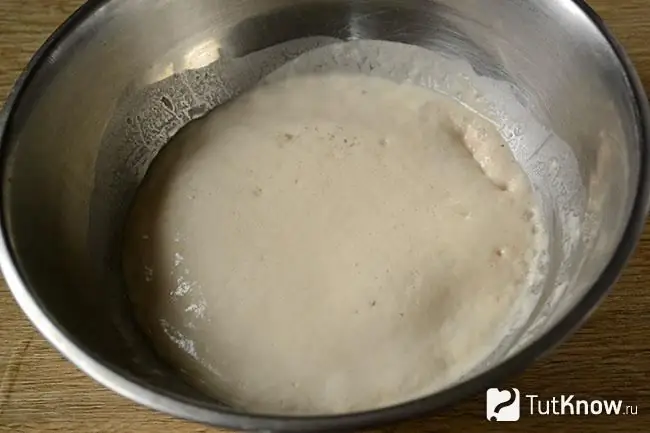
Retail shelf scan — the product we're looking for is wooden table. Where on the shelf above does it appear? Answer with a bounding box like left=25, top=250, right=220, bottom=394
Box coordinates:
left=1, top=1, right=649, bottom=432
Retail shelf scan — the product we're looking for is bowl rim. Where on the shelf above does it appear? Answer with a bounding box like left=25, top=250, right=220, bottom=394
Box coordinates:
left=0, top=0, right=648, bottom=431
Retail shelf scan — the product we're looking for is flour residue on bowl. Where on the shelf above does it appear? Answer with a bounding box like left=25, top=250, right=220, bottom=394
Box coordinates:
left=122, top=43, right=548, bottom=415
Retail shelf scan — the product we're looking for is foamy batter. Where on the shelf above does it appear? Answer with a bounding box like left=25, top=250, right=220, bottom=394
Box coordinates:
left=123, top=72, right=544, bottom=415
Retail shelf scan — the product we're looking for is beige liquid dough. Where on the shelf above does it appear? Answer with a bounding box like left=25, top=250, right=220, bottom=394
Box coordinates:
left=123, top=72, right=545, bottom=415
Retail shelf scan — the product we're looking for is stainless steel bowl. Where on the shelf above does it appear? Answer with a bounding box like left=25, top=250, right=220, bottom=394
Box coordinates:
left=1, top=0, right=648, bottom=431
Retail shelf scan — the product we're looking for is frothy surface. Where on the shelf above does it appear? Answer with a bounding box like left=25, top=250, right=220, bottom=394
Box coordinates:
left=123, top=72, right=545, bottom=415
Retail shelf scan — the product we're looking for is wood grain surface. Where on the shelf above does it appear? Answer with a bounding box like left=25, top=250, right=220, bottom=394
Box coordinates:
left=1, top=0, right=649, bottom=432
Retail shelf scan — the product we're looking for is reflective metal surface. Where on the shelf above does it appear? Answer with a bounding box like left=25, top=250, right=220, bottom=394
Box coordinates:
left=0, top=0, right=648, bottom=431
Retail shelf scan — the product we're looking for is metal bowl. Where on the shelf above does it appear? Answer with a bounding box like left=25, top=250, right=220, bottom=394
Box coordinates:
left=0, top=0, right=648, bottom=431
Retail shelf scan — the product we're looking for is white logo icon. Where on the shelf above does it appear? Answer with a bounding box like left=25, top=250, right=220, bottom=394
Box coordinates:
left=486, top=388, right=521, bottom=421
